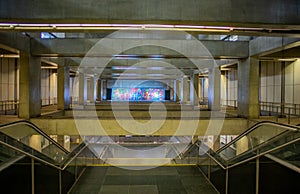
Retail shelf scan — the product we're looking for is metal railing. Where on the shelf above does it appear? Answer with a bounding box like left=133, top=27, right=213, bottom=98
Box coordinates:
left=221, top=99, right=237, bottom=108
left=0, top=100, right=19, bottom=115
left=198, top=121, right=300, bottom=194
left=260, top=101, right=300, bottom=123
left=0, top=120, right=98, bottom=194
left=41, top=97, right=57, bottom=106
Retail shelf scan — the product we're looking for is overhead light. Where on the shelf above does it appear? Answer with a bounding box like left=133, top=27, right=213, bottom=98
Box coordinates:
left=0, top=23, right=232, bottom=33
left=41, top=66, right=57, bottom=69
left=0, top=54, right=19, bottom=58
left=277, top=58, right=297, bottom=62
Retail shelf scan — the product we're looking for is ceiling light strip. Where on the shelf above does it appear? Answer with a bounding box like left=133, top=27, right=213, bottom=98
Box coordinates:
left=0, top=23, right=291, bottom=33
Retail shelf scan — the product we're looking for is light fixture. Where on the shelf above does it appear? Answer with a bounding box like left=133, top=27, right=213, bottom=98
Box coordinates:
left=0, top=23, right=233, bottom=33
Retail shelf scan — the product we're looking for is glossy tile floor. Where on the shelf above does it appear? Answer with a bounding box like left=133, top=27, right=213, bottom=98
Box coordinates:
left=70, top=166, right=218, bottom=194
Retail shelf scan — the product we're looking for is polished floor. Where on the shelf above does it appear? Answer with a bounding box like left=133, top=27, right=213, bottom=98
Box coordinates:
left=70, top=166, right=218, bottom=194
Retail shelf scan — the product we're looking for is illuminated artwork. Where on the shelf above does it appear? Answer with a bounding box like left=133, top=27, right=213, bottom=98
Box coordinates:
left=112, top=88, right=165, bottom=101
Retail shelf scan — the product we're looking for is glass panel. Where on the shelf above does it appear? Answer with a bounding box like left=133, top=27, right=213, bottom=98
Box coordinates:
left=218, top=123, right=290, bottom=161
left=0, top=144, right=23, bottom=167
left=0, top=122, right=68, bottom=163
left=268, top=139, right=300, bottom=168
left=210, top=158, right=226, bottom=194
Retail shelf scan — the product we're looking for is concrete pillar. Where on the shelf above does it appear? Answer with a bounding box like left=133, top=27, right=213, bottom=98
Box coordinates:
left=237, top=57, right=259, bottom=118
left=29, top=135, right=42, bottom=152
left=97, top=79, right=101, bottom=101
left=208, top=67, right=221, bottom=110
left=78, top=73, right=87, bottom=105
left=102, top=80, right=107, bottom=100
left=173, top=80, right=177, bottom=102
left=182, top=76, right=189, bottom=104
left=212, top=135, right=221, bottom=151
left=57, top=64, right=70, bottom=110
left=199, top=79, right=202, bottom=101
left=19, top=52, right=41, bottom=119
left=176, top=80, right=180, bottom=102
left=190, top=73, right=195, bottom=105
left=180, top=79, right=184, bottom=103
left=88, top=77, right=96, bottom=103
left=93, top=77, right=98, bottom=102
left=236, top=136, right=249, bottom=155
left=100, top=80, right=104, bottom=100
left=190, top=72, right=199, bottom=106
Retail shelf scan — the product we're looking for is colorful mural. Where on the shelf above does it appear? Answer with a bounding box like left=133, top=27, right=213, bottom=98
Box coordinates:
left=112, top=88, right=165, bottom=101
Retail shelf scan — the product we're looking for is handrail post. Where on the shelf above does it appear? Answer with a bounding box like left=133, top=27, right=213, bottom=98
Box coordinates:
left=59, top=169, right=62, bottom=194
left=276, top=106, right=279, bottom=122
left=256, top=155, right=259, bottom=194
left=288, top=108, right=291, bottom=124
left=31, top=158, right=35, bottom=194
left=225, top=168, right=229, bottom=194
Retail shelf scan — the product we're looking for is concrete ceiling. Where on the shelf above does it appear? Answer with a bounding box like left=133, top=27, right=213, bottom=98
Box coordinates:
left=1, top=0, right=300, bottom=80
left=1, top=0, right=300, bottom=30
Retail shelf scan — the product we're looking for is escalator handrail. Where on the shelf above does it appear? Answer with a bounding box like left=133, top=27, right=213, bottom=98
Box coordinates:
left=60, top=142, right=88, bottom=170
left=215, top=121, right=300, bottom=154
left=0, top=120, right=69, bottom=154
left=0, top=133, right=96, bottom=171
left=202, top=136, right=300, bottom=171
left=227, top=136, right=300, bottom=169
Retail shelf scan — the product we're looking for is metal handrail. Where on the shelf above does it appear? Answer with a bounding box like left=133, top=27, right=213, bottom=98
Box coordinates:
left=0, top=127, right=96, bottom=171
left=0, top=120, right=69, bottom=154
left=215, top=121, right=300, bottom=154
left=0, top=100, right=19, bottom=115
left=202, top=136, right=300, bottom=171
left=200, top=121, right=300, bottom=172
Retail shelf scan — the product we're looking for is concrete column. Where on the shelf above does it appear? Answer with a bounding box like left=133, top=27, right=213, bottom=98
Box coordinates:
left=208, top=67, right=221, bottom=110
left=190, top=72, right=199, bottom=106
left=199, top=78, right=203, bottom=101
left=236, top=136, right=249, bottom=155
left=29, top=135, right=42, bottom=152
left=170, top=80, right=174, bottom=101
left=57, top=64, right=70, bottom=110
left=173, top=80, right=177, bottom=102
left=190, top=73, right=195, bottom=105
left=237, top=57, right=259, bottom=118
left=93, top=77, right=98, bottom=102
left=182, top=76, right=189, bottom=104
left=102, top=80, right=107, bottom=100
left=78, top=73, right=87, bottom=105
left=212, top=135, right=221, bottom=151
left=19, top=52, right=41, bottom=119
left=176, top=80, right=180, bottom=102
left=100, top=80, right=104, bottom=100
left=88, top=77, right=96, bottom=103
left=97, top=79, right=101, bottom=101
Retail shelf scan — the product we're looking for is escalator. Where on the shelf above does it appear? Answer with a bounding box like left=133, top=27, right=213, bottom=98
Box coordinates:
left=0, top=121, right=96, bottom=194
left=198, top=121, right=300, bottom=194
left=1, top=120, right=299, bottom=193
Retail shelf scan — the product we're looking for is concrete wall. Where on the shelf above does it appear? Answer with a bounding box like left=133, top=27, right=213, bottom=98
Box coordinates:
left=259, top=59, right=300, bottom=113
left=0, top=58, right=18, bottom=111
left=31, top=117, right=248, bottom=136
left=285, top=60, right=300, bottom=104
left=199, top=78, right=208, bottom=101
left=221, top=69, right=237, bottom=107
left=259, top=61, right=281, bottom=104
left=41, top=69, right=57, bottom=106
left=70, top=77, right=79, bottom=103
left=1, top=0, right=299, bottom=29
